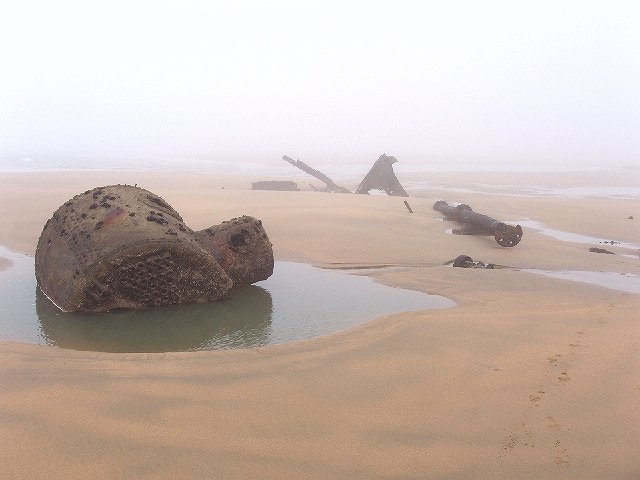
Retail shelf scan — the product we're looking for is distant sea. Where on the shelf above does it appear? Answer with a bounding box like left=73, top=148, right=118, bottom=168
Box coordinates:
left=1, top=154, right=638, bottom=199
left=0, top=153, right=618, bottom=175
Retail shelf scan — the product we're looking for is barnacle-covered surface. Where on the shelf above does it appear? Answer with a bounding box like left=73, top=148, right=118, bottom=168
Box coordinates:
left=194, top=215, right=274, bottom=288
left=35, top=185, right=273, bottom=312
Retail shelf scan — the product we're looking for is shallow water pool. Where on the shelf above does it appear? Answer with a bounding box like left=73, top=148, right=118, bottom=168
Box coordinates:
left=0, top=247, right=455, bottom=352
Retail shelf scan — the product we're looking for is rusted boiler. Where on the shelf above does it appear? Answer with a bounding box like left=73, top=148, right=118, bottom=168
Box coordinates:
left=35, top=185, right=273, bottom=312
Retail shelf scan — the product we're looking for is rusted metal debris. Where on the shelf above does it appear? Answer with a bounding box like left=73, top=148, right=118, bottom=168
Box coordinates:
left=589, top=247, right=614, bottom=254
left=282, top=153, right=410, bottom=197
left=355, top=154, right=408, bottom=197
left=433, top=200, right=523, bottom=247
left=282, top=155, right=351, bottom=193
left=451, top=254, right=495, bottom=268
left=35, top=185, right=274, bottom=313
left=252, top=180, right=299, bottom=191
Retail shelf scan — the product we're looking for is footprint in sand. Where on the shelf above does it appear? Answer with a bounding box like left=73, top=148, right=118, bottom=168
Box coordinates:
left=547, top=416, right=561, bottom=430
left=529, top=390, right=545, bottom=403
left=569, top=330, right=585, bottom=347
left=558, top=372, right=570, bottom=382
left=548, top=355, right=561, bottom=364
left=554, top=440, right=570, bottom=467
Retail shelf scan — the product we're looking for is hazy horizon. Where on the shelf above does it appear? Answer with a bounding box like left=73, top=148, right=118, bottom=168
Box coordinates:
left=1, top=1, right=638, bottom=167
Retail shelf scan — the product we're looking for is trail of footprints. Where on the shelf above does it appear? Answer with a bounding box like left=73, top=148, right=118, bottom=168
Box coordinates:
left=502, top=303, right=619, bottom=468
left=502, top=328, right=590, bottom=467
left=532, top=329, right=586, bottom=403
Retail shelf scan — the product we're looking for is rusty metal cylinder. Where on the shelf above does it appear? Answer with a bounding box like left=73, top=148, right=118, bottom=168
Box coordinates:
left=433, top=200, right=522, bottom=247
left=35, top=185, right=273, bottom=312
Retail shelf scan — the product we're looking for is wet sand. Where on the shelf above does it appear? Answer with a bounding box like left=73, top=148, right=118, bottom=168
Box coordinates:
left=0, top=170, right=638, bottom=479
left=0, top=257, right=11, bottom=273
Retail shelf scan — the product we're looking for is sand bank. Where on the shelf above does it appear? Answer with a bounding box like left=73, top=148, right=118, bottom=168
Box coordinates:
left=0, top=170, right=638, bottom=479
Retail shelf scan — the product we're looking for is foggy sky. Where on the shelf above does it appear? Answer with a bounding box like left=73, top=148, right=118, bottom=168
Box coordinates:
left=1, top=1, right=638, bottom=166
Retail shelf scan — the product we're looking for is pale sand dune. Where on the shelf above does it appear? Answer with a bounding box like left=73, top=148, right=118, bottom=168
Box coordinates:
left=0, top=171, right=638, bottom=479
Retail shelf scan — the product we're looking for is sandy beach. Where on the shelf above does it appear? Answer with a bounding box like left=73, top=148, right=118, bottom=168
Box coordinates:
left=0, top=169, right=638, bottom=479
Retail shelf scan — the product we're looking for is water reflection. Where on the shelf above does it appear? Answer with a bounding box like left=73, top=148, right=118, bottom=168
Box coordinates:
left=36, top=285, right=273, bottom=352
left=1, top=249, right=456, bottom=353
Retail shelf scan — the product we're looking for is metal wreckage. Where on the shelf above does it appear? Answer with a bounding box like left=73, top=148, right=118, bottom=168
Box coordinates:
left=35, top=154, right=522, bottom=313
left=281, top=153, right=522, bottom=247
left=35, top=185, right=273, bottom=313
left=432, top=200, right=523, bottom=247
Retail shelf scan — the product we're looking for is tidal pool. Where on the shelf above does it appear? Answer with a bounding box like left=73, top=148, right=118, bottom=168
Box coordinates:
left=522, top=269, right=640, bottom=294
left=0, top=246, right=455, bottom=352
left=516, top=219, right=640, bottom=250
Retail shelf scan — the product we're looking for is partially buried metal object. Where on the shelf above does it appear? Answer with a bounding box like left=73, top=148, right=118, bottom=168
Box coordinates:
left=355, top=154, right=409, bottom=197
left=433, top=200, right=523, bottom=247
left=35, top=185, right=274, bottom=312
left=451, top=255, right=495, bottom=269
